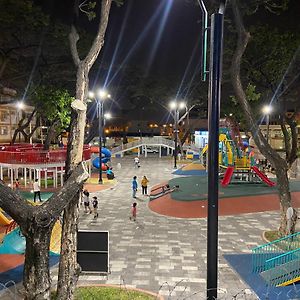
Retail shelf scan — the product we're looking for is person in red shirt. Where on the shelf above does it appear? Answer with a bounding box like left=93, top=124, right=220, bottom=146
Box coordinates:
left=130, top=202, right=137, bottom=221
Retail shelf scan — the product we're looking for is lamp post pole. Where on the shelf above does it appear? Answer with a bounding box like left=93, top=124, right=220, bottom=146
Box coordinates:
left=174, top=108, right=178, bottom=169
left=98, top=100, right=103, bottom=184
left=266, top=114, right=270, bottom=143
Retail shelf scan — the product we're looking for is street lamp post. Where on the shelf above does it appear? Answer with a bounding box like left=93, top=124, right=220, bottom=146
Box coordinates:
left=262, top=105, right=272, bottom=143
left=89, top=90, right=111, bottom=184
left=98, top=99, right=103, bottom=184
left=169, top=101, right=185, bottom=169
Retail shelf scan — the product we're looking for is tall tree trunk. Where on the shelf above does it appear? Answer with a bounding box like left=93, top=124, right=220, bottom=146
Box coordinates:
left=23, top=225, right=54, bottom=300
left=230, top=0, right=295, bottom=235
left=57, top=1, right=112, bottom=298
left=44, top=120, right=59, bottom=150
left=57, top=67, right=88, bottom=299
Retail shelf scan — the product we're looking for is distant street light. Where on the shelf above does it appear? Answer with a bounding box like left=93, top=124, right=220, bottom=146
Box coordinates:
left=169, top=100, right=186, bottom=169
left=88, top=89, right=111, bottom=184
left=262, top=105, right=272, bottom=143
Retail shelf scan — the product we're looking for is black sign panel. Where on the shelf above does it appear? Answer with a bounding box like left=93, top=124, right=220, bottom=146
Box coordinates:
left=77, top=230, right=109, bottom=273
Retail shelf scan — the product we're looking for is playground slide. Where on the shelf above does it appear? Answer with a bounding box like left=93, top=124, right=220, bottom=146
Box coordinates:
left=0, top=210, right=12, bottom=225
left=201, top=144, right=208, bottom=155
left=251, top=166, right=276, bottom=187
left=221, top=166, right=234, bottom=187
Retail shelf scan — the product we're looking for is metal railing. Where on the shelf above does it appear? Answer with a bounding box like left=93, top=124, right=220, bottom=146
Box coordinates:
left=0, top=145, right=91, bottom=164
left=111, top=137, right=175, bottom=155
left=261, top=251, right=300, bottom=286
left=252, top=232, right=300, bottom=273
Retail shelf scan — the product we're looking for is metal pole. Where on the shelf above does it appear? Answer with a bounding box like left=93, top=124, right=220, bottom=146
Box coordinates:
left=207, top=12, right=224, bottom=300
left=98, top=101, right=103, bottom=184
left=266, top=114, right=270, bottom=143
left=174, top=109, right=178, bottom=169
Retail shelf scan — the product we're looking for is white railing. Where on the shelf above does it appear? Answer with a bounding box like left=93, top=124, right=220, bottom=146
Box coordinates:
left=111, top=137, right=175, bottom=155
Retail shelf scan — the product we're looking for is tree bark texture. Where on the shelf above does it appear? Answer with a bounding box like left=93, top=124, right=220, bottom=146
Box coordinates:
left=43, top=120, right=59, bottom=150
left=57, top=2, right=112, bottom=299
left=230, top=0, right=294, bottom=235
left=23, top=225, right=54, bottom=300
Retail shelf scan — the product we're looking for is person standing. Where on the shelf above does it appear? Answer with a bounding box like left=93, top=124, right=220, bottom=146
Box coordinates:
left=132, top=176, right=138, bottom=198
left=83, top=189, right=92, bottom=214
left=134, top=157, right=140, bottom=168
left=92, top=196, right=99, bottom=219
left=33, top=179, right=42, bottom=202
left=130, top=202, right=137, bottom=221
left=15, top=178, right=20, bottom=194
left=141, top=175, right=149, bottom=195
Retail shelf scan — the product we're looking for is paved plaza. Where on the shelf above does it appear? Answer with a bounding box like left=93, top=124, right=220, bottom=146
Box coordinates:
left=74, top=156, right=283, bottom=299
left=1, top=156, right=288, bottom=299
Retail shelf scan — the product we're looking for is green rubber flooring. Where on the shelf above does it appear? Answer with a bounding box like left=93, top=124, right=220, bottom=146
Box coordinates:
left=20, top=191, right=53, bottom=202
left=168, top=176, right=300, bottom=202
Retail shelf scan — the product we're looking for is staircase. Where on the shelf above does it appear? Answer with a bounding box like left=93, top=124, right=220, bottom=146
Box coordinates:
left=252, top=232, right=300, bottom=286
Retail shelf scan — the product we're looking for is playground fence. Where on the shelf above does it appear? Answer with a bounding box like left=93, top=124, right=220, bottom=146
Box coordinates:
left=0, top=146, right=90, bottom=165
left=252, top=232, right=300, bottom=273
left=261, top=249, right=300, bottom=286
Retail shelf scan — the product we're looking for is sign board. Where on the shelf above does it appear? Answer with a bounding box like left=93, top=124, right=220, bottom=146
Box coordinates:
left=77, top=230, right=109, bottom=273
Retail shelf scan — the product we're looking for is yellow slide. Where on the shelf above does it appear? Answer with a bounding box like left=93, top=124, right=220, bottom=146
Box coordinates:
left=0, top=209, right=12, bottom=225
left=50, top=221, right=61, bottom=254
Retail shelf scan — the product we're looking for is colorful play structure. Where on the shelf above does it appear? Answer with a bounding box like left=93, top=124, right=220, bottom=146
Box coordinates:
left=91, top=147, right=112, bottom=170
left=201, top=122, right=275, bottom=187
left=0, top=143, right=91, bottom=188
left=252, top=232, right=300, bottom=287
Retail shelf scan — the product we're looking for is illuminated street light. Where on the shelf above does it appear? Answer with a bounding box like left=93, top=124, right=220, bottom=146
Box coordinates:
left=89, top=89, right=111, bottom=184
left=262, top=105, right=272, bottom=143
left=104, top=112, right=111, bottom=119
left=169, top=100, right=186, bottom=169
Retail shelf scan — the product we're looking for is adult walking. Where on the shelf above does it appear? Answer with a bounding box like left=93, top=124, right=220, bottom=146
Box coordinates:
left=132, top=176, right=138, bottom=198
left=141, top=175, right=149, bottom=196
left=33, top=179, right=42, bottom=202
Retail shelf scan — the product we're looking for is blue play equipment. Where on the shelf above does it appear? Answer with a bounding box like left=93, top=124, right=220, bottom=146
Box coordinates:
left=92, top=147, right=111, bottom=169
left=0, top=228, right=25, bottom=254
left=252, top=232, right=300, bottom=287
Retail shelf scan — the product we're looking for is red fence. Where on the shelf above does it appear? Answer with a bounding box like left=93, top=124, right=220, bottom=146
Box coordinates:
left=0, top=144, right=91, bottom=165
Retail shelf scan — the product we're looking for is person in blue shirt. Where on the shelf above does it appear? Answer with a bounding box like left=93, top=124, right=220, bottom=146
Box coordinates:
left=132, top=176, right=138, bottom=198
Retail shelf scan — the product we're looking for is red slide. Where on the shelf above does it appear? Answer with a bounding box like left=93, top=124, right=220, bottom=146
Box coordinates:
left=251, top=166, right=276, bottom=187
left=221, top=166, right=234, bottom=187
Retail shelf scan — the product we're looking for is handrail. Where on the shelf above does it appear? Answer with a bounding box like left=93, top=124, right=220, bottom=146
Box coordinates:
left=0, top=146, right=91, bottom=164
left=252, top=232, right=300, bottom=273
left=111, top=137, right=175, bottom=154
left=259, top=249, right=300, bottom=287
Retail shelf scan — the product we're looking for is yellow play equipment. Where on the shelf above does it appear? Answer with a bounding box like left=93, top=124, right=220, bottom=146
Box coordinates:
left=0, top=209, right=13, bottom=225
left=201, top=133, right=253, bottom=170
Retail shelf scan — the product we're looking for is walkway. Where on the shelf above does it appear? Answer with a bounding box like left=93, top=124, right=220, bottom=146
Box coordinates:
left=0, top=156, right=290, bottom=299
left=75, top=157, right=283, bottom=299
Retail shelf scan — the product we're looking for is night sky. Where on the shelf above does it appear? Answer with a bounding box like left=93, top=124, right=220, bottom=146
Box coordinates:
left=39, top=0, right=300, bottom=122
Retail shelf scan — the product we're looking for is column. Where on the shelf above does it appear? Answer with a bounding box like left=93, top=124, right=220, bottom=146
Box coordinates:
left=24, top=167, right=27, bottom=188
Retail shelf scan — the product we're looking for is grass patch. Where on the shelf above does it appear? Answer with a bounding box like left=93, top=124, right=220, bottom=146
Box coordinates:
left=52, top=286, right=157, bottom=300
left=264, top=230, right=281, bottom=242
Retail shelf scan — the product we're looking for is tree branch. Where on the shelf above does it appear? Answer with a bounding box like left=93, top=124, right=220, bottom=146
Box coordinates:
left=69, top=25, right=81, bottom=67
left=230, top=0, right=283, bottom=167
left=85, top=0, right=112, bottom=70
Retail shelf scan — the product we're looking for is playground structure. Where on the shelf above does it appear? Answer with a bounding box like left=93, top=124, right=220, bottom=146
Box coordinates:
left=91, top=147, right=112, bottom=170
left=201, top=124, right=275, bottom=187
left=252, top=232, right=300, bottom=287
left=0, top=144, right=92, bottom=188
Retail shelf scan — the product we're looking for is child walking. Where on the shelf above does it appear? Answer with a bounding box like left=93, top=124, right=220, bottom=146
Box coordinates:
left=92, top=196, right=99, bottom=219
left=130, top=202, right=137, bottom=221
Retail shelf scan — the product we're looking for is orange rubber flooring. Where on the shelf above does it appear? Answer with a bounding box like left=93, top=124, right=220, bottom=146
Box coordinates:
left=148, top=191, right=300, bottom=218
